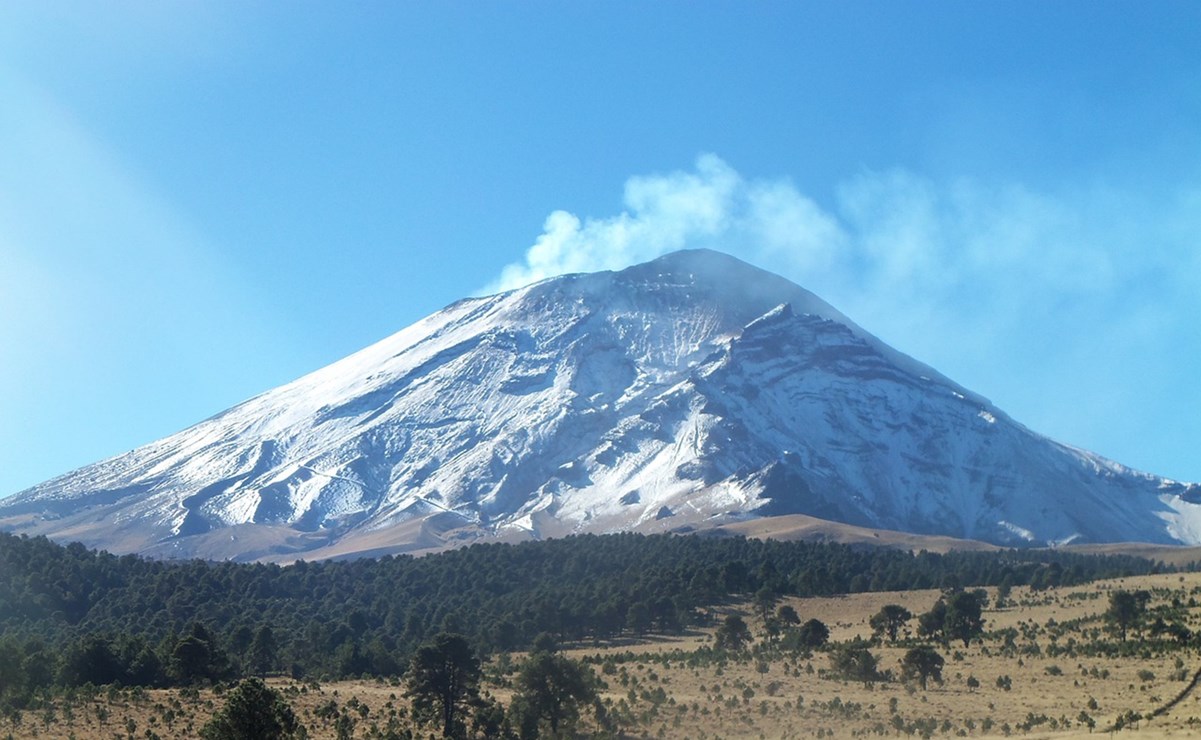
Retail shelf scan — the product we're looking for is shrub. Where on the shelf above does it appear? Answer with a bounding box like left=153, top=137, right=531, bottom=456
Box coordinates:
left=199, top=678, right=299, bottom=740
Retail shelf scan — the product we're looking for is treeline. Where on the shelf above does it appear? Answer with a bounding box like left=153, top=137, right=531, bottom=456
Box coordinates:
left=0, top=530, right=1174, bottom=708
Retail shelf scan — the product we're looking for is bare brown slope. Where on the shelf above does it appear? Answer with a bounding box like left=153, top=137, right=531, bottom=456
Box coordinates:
left=1061, top=541, right=1201, bottom=567
left=706, top=513, right=1000, bottom=553
left=17, top=504, right=1201, bottom=564
left=714, top=512, right=1201, bottom=566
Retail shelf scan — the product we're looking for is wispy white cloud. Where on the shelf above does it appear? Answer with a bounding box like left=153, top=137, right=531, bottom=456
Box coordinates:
left=493, top=155, right=1197, bottom=331
left=488, top=154, right=844, bottom=293
left=492, top=154, right=1201, bottom=478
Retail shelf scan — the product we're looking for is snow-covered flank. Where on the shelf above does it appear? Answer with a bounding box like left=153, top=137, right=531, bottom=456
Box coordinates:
left=2, top=249, right=1198, bottom=560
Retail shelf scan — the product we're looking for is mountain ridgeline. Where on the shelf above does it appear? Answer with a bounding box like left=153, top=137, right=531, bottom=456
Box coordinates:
left=2, top=249, right=1198, bottom=560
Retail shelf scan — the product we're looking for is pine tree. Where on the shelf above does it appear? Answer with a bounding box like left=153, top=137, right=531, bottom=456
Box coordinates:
left=404, top=632, right=481, bottom=738
left=200, top=678, right=299, bottom=740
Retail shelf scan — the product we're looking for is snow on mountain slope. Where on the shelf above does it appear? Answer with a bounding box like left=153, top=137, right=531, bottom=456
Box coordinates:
left=2, top=249, right=1198, bottom=560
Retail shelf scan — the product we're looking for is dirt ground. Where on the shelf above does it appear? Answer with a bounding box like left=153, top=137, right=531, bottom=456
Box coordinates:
left=8, top=572, right=1201, bottom=738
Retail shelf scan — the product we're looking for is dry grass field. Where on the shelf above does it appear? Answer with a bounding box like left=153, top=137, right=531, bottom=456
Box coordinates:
left=8, top=571, right=1201, bottom=739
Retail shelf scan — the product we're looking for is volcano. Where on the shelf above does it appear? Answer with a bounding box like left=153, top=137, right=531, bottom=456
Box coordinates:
left=3, top=249, right=1198, bottom=560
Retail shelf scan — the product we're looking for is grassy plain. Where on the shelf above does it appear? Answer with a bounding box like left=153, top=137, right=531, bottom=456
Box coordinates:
left=8, top=572, right=1201, bottom=738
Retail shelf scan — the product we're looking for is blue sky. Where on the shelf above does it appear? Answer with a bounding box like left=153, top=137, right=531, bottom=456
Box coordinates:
left=1, top=1, right=1199, bottom=496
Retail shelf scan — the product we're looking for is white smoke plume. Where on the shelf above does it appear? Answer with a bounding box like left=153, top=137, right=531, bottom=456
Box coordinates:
left=490, top=154, right=1201, bottom=482
left=489, top=154, right=844, bottom=293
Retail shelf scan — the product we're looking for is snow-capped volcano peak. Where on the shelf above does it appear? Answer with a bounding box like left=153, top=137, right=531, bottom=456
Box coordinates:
left=2, top=249, right=1197, bottom=561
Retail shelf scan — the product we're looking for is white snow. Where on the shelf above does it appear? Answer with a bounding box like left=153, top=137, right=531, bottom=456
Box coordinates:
left=998, top=520, right=1036, bottom=542
left=3, top=248, right=1195, bottom=558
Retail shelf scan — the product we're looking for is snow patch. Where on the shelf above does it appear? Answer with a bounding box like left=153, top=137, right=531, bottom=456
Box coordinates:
left=998, top=520, right=1036, bottom=542
left=1159, top=494, right=1201, bottom=545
